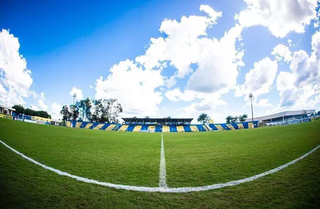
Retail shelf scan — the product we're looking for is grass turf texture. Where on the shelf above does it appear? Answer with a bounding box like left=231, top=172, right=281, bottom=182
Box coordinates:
left=0, top=118, right=320, bottom=208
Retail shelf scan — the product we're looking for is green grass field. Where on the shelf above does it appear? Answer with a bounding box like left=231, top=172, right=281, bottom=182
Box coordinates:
left=0, top=118, right=320, bottom=208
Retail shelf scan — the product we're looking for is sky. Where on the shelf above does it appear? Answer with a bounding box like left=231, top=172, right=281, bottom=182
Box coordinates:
left=1, top=0, right=320, bottom=123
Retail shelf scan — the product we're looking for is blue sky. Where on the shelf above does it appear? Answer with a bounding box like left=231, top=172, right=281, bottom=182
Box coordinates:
left=1, top=0, right=320, bottom=122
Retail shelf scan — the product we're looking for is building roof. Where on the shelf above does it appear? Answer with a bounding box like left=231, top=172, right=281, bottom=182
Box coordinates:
left=248, top=109, right=315, bottom=122
left=0, top=105, right=15, bottom=111
left=122, top=117, right=193, bottom=123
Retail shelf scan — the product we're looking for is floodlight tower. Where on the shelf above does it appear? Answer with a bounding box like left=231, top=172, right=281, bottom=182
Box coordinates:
left=249, top=93, right=254, bottom=123
left=73, top=93, right=77, bottom=106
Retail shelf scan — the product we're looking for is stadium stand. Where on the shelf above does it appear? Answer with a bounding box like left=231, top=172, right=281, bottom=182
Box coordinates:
left=155, top=126, right=162, bottom=132
left=118, top=125, right=129, bottom=131
left=106, top=124, right=116, bottom=131
left=196, top=124, right=206, bottom=132
left=190, top=125, right=199, bottom=132
left=133, top=125, right=142, bottom=132
left=183, top=125, right=192, bottom=132
left=64, top=119, right=259, bottom=132
left=162, top=125, right=170, bottom=132
left=126, top=125, right=135, bottom=132
left=148, top=126, right=156, bottom=132
left=140, top=125, right=149, bottom=132
left=176, top=125, right=184, bottom=132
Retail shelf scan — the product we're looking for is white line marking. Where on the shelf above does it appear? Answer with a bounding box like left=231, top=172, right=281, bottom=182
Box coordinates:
left=159, top=133, right=168, bottom=188
left=0, top=139, right=319, bottom=193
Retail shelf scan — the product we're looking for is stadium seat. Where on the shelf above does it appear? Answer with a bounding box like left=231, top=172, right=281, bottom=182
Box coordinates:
left=155, top=126, right=162, bottom=132
left=106, top=124, right=116, bottom=131
left=162, top=125, right=170, bottom=132
left=133, top=125, right=142, bottom=132
left=140, top=125, right=149, bottom=132
left=196, top=124, right=206, bottom=132
left=126, top=125, right=135, bottom=132
left=148, top=126, right=156, bottom=132
left=100, top=123, right=110, bottom=130
left=237, top=123, right=244, bottom=129
left=176, top=126, right=184, bottom=132
left=169, top=125, right=177, bottom=132
left=118, top=125, right=129, bottom=131
left=190, top=125, right=199, bottom=132
left=183, top=125, right=192, bottom=132
left=226, top=124, right=235, bottom=130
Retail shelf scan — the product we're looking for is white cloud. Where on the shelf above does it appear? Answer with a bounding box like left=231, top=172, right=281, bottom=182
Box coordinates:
left=95, top=60, right=164, bottom=116
left=0, top=29, right=33, bottom=106
left=70, top=87, right=83, bottom=100
left=186, top=24, right=244, bottom=93
left=38, top=99, right=48, bottom=110
left=96, top=5, right=242, bottom=116
left=236, top=0, right=318, bottom=38
left=30, top=104, right=39, bottom=111
left=89, top=85, right=93, bottom=89
left=236, top=57, right=278, bottom=97
left=50, top=102, right=62, bottom=120
left=135, top=5, right=223, bottom=80
left=165, top=88, right=196, bottom=102
left=272, top=44, right=292, bottom=63
left=276, top=31, right=320, bottom=109
left=40, top=92, right=45, bottom=100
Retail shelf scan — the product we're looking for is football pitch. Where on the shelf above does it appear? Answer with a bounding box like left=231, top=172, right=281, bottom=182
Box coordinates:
left=0, top=118, right=320, bottom=208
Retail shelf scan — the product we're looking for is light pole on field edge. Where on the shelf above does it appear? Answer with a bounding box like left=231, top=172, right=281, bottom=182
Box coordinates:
left=249, top=93, right=254, bottom=124
left=73, top=93, right=77, bottom=106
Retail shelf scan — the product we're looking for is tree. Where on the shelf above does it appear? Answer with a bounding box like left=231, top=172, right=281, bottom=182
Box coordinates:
left=77, top=98, right=92, bottom=121
left=197, top=113, right=210, bottom=124
left=230, top=116, right=238, bottom=123
left=24, top=108, right=34, bottom=116
left=12, top=105, right=24, bottom=114
left=226, top=115, right=232, bottom=123
left=60, top=105, right=72, bottom=124
left=91, top=99, right=102, bottom=122
left=70, top=105, right=79, bottom=121
left=238, top=114, right=248, bottom=122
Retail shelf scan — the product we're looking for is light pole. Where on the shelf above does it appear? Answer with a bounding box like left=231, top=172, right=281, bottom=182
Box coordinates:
left=73, top=93, right=77, bottom=106
left=249, top=93, right=254, bottom=123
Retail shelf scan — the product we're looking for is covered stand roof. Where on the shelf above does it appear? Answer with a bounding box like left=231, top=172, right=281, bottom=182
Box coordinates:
left=122, top=117, right=193, bottom=123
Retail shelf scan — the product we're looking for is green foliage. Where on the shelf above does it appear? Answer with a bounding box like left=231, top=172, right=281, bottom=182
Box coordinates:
left=60, top=105, right=71, bottom=121
left=226, top=115, right=233, bottom=123
left=12, top=105, right=25, bottom=114
left=230, top=116, right=238, bottom=123
left=89, top=98, right=123, bottom=123
left=14, top=106, right=52, bottom=119
left=197, top=113, right=210, bottom=124
left=238, top=114, right=248, bottom=122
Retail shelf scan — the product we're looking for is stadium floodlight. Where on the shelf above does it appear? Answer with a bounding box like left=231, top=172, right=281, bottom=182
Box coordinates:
left=249, top=93, right=254, bottom=123
left=72, top=93, right=77, bottom=106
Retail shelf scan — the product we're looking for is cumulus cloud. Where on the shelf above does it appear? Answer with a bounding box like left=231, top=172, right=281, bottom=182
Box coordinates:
left=30, top=104, right=39, bottom=111
left=95, top=60, right=164, bottom=116
left=96, top=5, right=241, bottom=116
left=277, top=31, right=320, bottom=109
left=38, top=99, right=48, bottom=110
left=236, top=0, right=318, bottom=38
left=186, top=24, right=244, bottom=93
left=0, top=29, right=33, bottom=106
left=70, top=87, right=83, bottom=100
left=272, top=44, right=293, bottom=63
left=236, top=57, right=278, bottom=97
left=135, top=5, right=223, bottom=81
left=50, top=102, right=62, bottom=120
